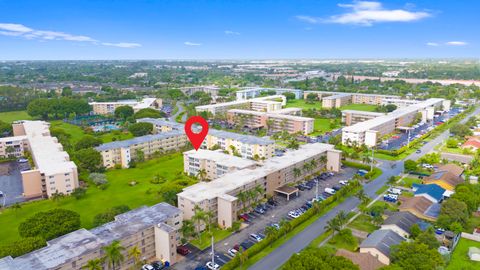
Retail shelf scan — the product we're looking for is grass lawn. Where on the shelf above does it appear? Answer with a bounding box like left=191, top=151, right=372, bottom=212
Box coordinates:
left=0, top=110, right=33, bottom=123
left=348, top=214, right=379, bottom=233
left=447, top=238, right=480, bottom=269
left=375, top=184, right=390, bottom=195
left=0, top=153, right=196, bottom=246
left=326, top=231, right=358, bottom=252
left=285, top=99, right=322, bottom=110
left=399, top=177, right=422, bottom=188
left=50, top=120, right=133, bottom=143
left=339, top=104, right=379, bottom=112
left=369, top=201, right=399, bottom=212
left=190, top=227, right=232, bottom=250
left=310, top=118, right=339, bottom=136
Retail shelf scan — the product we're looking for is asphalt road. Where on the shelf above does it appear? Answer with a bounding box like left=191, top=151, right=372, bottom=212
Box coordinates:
left=172, top=102, right=187, bottom=122
left=249, top=106, right=480, bottom=270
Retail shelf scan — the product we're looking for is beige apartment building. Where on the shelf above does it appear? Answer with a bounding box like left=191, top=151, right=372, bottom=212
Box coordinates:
left=180, top=85, right=220, bottom=97
left=351, top=93, right=397, bottom=105
left=95, top=130, right=188, bottom=168
left=138, top=118, right=276, bottom=160
left=0, top=203, right=182, bottom=270
left=177, top=143, right=342, bottom=229
left=183, top=149, right=257, bottom=180
left=89, top=98, right=162, bottom=115
left=322, top=93, right=352, bottom=108
left=1, top=121, right=79, bottom=199
left=342, top=110, right=386, bottom=126
left=227, top=109, right=314, bottom=135
left=195, top=95, right=286, bottom=115
left=342, top=98, right=450, bottom=146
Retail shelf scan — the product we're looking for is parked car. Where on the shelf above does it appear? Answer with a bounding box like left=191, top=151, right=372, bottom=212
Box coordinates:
left=228, top=248, right=238, bottom=257
left=270, top=223, right=280, bottom=230
left=324, top=188, right=336, bottom=195
left=238, top=214, right=249, bottom=222
left=177, top=245, right=190, bottom=256
left=416, top=149, right=422, bottom=154
left=250, top=233, right=263, bottom=242
left=387, top=188, right=402, bottom=195
left=240, top=241, right=254, bottom=250
left=142, top=265, right=155, bottom=270
left=339, top=180, right=349, bottom=186
left=17, top=158, right=28, bottom=163
left=151, top=261, right=166, bottom=270
left=288, top=211, right=300, bottom=219
left=254, top=207, right=265, bottom=214
left=206, top=261, right=220, bottom=270
left=296, top=184, right=306, bottom=191
left=332, top=185, right=342, bottom=191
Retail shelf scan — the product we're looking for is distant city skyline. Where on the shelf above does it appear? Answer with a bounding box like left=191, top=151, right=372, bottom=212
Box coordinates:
left=0, top=0, right=478, bottom=60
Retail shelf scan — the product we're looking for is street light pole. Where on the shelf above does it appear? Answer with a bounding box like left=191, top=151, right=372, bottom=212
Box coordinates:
left=371, top=148, right=374, bottom=172
left=211, top=235, right=215, bottom=268
left=315, top=179, right=318, bottom=199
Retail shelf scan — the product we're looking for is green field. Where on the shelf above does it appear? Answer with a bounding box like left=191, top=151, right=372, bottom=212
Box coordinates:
left=447, top=238, right=480, bottom=269
left=339, top=104, right=379, bottom=112
left=50, top=120, right=134, bottom=143
left=285, top=99, right=322, bottom=110
left=348, top=214, right=379, bottom=233
left=0, top=111, right=33, bottom=123
left=0, top=153, right=196, bottom=246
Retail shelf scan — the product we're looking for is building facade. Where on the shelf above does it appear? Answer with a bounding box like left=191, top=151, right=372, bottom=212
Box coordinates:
left=0, top=203, right=182, bottom=270
left=89, top=98, right=162, bottom=115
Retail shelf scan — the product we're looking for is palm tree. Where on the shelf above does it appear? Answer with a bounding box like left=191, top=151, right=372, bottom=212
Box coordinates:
left=204, top=210, right=214, bottom=232
left=237, top=191, right=248, bottom=213
left=192, top=206, right=205, bottom=235
left=310, top=158, right=317, bottom=170
left=319, top=155, right=327, bottom=165
left=336, top=211, right=349, bottom=230
left=127, top=246, right=142, bottom=268
left=325, top=218, right=340, bottom=236
left=180, top=220, right=195, bottom=241
left=303, top=162, right=311, bottom=174
left=279, top=219, right=292, bottom=238
left=196, top=169, right=207, bottom=181
left=356, top=189, right=370, bottom=205
left=246, top=189, right=257, bottom=208
left=103, top=240, right=125, bottom=270
left=82, top=258, right=103, bottom=270
left=293, top=167, right=302, bottom=179
left=237, top=246, right=248, bottom=266
left=264, top=226, right=277, bottom=247
left=254, top=185, right=264, bottom=200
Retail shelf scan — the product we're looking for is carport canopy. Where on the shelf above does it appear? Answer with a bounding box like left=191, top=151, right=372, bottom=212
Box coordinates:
left=274, top=185, right=299, bottom=201
left=397, top=126, right=414, bottom=132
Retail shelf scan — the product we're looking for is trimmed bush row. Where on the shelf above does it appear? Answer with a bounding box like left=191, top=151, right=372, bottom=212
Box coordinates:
left=221, top=181, right=361, bottom=270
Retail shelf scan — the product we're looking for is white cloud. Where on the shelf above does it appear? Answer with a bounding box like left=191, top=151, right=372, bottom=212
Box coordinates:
left=426, top=42, right=439, bottom=46
left=445, top=41, right=468, bottom=46
left=297, top=1, right=431, bottom=26
left=224, top=30, right=240, bottom=35
left=0, top=22, right=140, bottom=48
left=101, top=42, right=142, bottom=48
left=184, top=41, right=202, bottom=46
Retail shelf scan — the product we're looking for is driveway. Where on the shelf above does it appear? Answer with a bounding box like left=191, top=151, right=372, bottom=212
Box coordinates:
left=0, top=161, right=29, bottom=206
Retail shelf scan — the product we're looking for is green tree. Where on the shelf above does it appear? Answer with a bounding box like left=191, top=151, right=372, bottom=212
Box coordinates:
left=114, top=105, right=134, bottom=120
left=61, top=87, right=73, bottom=97
left=450, top=123, right=473, bottom=138
left=133, top=108, right=166, bottom=119
left=196, top=169, right=208, bottom=181
left=92, top=205, right=131, bottom=227
left=282, top=92, right=296, bottom=101
left=18, top=209, right=81, bottom=240
left=282, top=247, right=359, bottom=270
left=390, top=242, right=444, bottom=270
left=415, top=227, right=439, bottom=249
left=103, top=240, right=125, bottom=270
left=71, top=187, right=87, bottom=200
left=404, top=159, right=417, bottom=172
left=75, top=148, right=103, bottom=172
left=409, top=223, right=421, bottom=239
left=0, top=237, right=46, bottom=258
left=74, top=135, right=103, bottom=150
left=180, top=220, right=196, bottom=241
left=127, top=246, right=142, bottom=267
left=437, top=198, right=469, bottom=228
left=128, top=122, right=153, bottom=137
left=82, top=258, right=103, bottom=270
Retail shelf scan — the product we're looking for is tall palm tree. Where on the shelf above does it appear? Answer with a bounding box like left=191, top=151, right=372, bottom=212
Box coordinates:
left=127, top=246, right=142, bottom=268
left=336, top=211, right=349, bottom=230
left=103, top=240, right=125, bottom=270
left=192, top=205, right=206, bottom=238
left=325, top=218, right=340, bottom=236
left=196, top=169, right=207, bottom=181
left=237, top=191, right=248, bottom=213
left=264, top=226, right=277, bottom=247
left=303, top=162, right=311, bottom=174
left=279, top=219, right=292, bottom=238
left=319, top=155, right=327, bottom=165
left=82, top=258, right=103, bottom=270
left=246, top=189, right=257, bottom=209
left=310, top=158, right=317, bottom=170
left=180, top=220, right=195, bottom=241
left=254, top=185, right=264, bottom=200
left=204, top=210, right=214, bottom=232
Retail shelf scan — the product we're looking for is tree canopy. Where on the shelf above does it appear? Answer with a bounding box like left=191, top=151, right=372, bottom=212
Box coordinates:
left=282, top=247, right=359, bottom=270
left=389, top=242, right=444, bottom=270
left=128, top=122, right=153, bottom=137
left=27, top=98, right=91, bottom=119
left=18, top=209, right=81, bottom=240
left=114, top=105, right=134, bottom=120
left=133, top=108, right=166, bottom=119
left=74, top=135, right=103, bottom=150
left=74, top=148, right=103, bottom=172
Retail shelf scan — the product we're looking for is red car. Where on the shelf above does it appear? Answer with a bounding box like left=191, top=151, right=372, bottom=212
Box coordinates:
left=176, top=246, right=190, bottom=256
left=238, top=214, right=249, bottom=222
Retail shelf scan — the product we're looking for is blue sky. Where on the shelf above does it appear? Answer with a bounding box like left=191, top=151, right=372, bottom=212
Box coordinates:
left=0, top=0, right=477, bottom=60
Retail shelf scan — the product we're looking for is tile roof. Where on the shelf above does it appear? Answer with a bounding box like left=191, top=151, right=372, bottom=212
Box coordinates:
left=382, top=212, right=420, bottom=234
left=336, top=249, right=385, bottom=270
left=414, top=184, right=446, bottom=202
left=424, top=171, right=463, bottom=188
left=437, top=164, right=464, bottom=177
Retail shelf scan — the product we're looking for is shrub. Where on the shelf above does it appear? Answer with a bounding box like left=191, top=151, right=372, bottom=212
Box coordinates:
left=92, top=205, right=131, bottom=226
left=0, top=237, right=46, bottom=258
left=18, top=209, right=81, bottom=240
left=89, top=173, right=108, bottom=186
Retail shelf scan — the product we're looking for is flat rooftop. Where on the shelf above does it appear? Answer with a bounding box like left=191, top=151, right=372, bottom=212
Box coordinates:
left=21, top=121, right=77, bottom=175
left=0, top=203, right=180, bottom=270
left=184, top=149, right=258, bottom=169
left=341, top=110, right=386, bottom=116
left=95, top=130, right=185, bottom=151
left=228, top=109, right=314, bottom=122
left=178, top=143, right=335, bottom=202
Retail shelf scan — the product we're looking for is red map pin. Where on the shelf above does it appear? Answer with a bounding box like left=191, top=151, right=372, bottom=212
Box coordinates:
left=184, top=116, right=209, bottom=150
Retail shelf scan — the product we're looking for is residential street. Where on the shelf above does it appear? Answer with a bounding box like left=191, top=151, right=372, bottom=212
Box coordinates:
left=249, top=106, right=480, bottom=270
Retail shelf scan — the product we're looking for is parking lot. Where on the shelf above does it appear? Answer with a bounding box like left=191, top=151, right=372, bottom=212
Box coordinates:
left=171, top=167, right=356, bottom=270
left=0, top=161, right=29, bottom=206
left=379, top=108, right=462, bottom=151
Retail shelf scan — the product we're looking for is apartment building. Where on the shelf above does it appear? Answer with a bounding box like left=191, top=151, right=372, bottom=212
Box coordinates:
left=236, top=88, right=303, bottom=100
left=227, top=109, right=314, bottom=135
left=138, top=118, right=276, bottom=160
left=342, top=110, right=386, bottom=126
left=0, top=203, right=182, bottom=270
left=1, top=121, right=79, bottom=199
left=351, top=93, right=397, bottom=105
left=183, top=149, right=257, bottom=180
left=195, top=95, right=286, bottom=115
left=342, top=98, right=450, bottom=146
left=322, top=93, right=352, bottom=109
left=381, top=98, right=420, bottom=108
left=177, top=143, right=342, bottom=229
left=95, top=130, right=188, bottom=168
left=180, top=85, right=220, bottom=97
left=0, top=135, right=28, bottom=158
left=89, top=98, right=162, bottom=115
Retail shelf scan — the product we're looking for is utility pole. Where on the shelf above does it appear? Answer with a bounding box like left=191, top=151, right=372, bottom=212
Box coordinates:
left=407, top=129, right=411, bottom=148
left=370, top=148, right=374, bottom=172
left=315, top=179, right=318, bottom=199
left=211, top=235, right=215, bottom=268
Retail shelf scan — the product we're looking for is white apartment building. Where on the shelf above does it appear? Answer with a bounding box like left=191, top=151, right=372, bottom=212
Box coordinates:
left=195, top=95, right=286, bottom=115
left=177, top=143, right=341, bottom=229
left=342, top=110, right=386, bottom=126
left=0, top=203, right=182, bottom=270
left=89, top=98, right=162, bottom=115
left=1, top=121, right=79, bottom=199
left=183, top=149, right=257, bottom=180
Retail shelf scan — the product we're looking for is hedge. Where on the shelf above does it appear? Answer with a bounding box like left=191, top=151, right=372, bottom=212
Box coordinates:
left=341, top=160, right=382, bottom=180
left=221, top=181, right=361, bottom=270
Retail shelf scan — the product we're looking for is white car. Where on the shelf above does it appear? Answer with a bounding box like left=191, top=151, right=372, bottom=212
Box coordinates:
left=387, top=188, right=402, bottom=195
left=206, top=261, right=220, bottom=270
left=250, top=233, right=263, bottom=242
left=288, top=211, right=300, bottom=219
left=339, top=180, right=349, bottom=186
left=141, top=265, right=154, bottom=270
left=325, top=188, right=336, bottom=195
left=228, top=248, right=238, bottom=257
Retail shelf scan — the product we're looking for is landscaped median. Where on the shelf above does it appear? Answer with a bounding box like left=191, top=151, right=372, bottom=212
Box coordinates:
left=220, top=180, right=362, bottom=270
